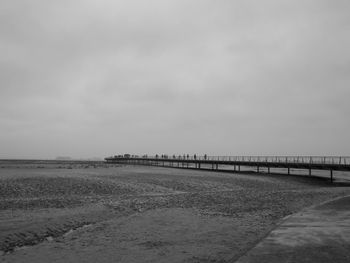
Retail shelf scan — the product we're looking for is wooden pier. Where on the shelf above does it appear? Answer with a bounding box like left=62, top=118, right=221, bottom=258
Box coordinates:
left=105, top=155, right=350, bottom=183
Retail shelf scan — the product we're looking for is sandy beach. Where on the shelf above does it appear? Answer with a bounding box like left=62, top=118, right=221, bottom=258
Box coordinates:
left=1, top=162, right=350, bottom=262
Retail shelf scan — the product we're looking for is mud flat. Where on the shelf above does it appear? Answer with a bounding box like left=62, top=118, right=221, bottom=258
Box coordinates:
left=1, top=163, right=350, bottom=262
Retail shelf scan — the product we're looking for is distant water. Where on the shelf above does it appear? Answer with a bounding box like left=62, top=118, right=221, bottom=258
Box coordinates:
left=0, top=159, right=103, bottom=169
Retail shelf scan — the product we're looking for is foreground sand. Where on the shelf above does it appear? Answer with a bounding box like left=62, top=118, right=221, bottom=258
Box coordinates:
left=1, top=163, right=350, bottom=262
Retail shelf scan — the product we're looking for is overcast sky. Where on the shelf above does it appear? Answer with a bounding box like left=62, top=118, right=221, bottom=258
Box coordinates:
left=1, top=0, right=349, bottom=159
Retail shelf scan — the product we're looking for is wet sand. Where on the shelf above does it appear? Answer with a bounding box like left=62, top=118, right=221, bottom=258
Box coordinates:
left=1, top=163, right=350, bottom=262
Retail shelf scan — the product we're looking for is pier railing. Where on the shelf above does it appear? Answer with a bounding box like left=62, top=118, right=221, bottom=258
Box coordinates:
left=203, top=156, right=350, bottom=165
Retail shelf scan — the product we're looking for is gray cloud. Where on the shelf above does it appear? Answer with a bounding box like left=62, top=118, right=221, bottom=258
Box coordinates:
left=1, top=0, right=350, bottom=158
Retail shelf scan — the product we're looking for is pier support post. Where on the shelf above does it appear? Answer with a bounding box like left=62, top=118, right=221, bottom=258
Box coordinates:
left=309, top=168, right=312, bottom=176
left=268, top=167, right=270, bottom=174
left=330, top=170, right=333, bottom=183
left=216, top=163, right=218, bottom=170
left=257, top=166, right=260, bottom=173
left=288, top=167, right=290, bottom=175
